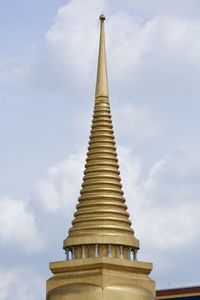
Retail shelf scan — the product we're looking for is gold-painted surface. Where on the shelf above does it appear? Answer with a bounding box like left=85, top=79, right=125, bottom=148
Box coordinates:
left=47, top=258, right=155, bottom=300
left=95, top=14, right=109, bottom=98
left=64, top=235, right=139, bottom=248
left=46, top=14, right=155, bottom=300
left=63, top=14, right=139, bottom=250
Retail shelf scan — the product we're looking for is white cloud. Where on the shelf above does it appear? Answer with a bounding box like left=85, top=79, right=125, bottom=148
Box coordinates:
left=118, top=145, right=200, bottom=252
left=2, top=0, right=200, bottom=104
left=33, top=153, right=85, bottom=213
left=0, top=197, right=44, bottom=254
left=45, top=0, right=104, bottom=88
left=113, top=102, right=165, bottom=141
left=106, top=14, right=200, bottom=103
left=0, top=267, right=44, bottom=300
left=43, top=2, right=200, bottom=102
left=117, top=0, right=200, bottom=19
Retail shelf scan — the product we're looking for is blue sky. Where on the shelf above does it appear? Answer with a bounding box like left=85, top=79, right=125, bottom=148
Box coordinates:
left=1, top=0, right=200, bottom=299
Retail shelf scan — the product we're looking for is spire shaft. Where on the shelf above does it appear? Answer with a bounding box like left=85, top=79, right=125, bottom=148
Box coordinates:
left=63, top=15, right=139, bottom=251
left=95, top=15, right=109, bottom=98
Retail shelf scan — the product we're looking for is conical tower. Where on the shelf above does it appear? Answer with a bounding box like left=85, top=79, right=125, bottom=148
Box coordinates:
left=63, top=14, right=139, bottom=253
left=46, top=15, right=155, bottom=300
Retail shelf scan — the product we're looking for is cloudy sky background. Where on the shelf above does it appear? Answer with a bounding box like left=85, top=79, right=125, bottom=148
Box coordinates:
left=1, top=0, right=200, bottom=299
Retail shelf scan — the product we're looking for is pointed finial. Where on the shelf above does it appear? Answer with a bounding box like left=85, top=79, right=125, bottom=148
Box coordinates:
left=99, top=14, right=106, bottom=21
left=95, top=14, right=109, bottom=98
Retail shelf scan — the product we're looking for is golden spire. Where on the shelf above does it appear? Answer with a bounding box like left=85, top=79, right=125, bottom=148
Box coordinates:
left=95, top=14, right=109, bottom=98
left=63, top=14, right=139, bottom=255
left=47, top=16, right=155, bottom=300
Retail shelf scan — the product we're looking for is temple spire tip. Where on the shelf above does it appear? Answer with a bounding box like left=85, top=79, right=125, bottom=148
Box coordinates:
left=99, top=14, right=106, bottom=21
left=95, top=14, right=109, bottom=98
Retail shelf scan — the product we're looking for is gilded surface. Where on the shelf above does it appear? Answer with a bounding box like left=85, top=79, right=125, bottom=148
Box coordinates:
left=95, top=14, right=109, bottom=98
left=47, top=258, right=155, bottom=299
left=63, top=14, right=139, bottom=251
left=46, top=15, right=155, bottom=300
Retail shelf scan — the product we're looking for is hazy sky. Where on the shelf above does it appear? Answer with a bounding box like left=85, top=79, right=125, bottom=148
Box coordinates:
left=1, top=0, right=200, bottom=299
